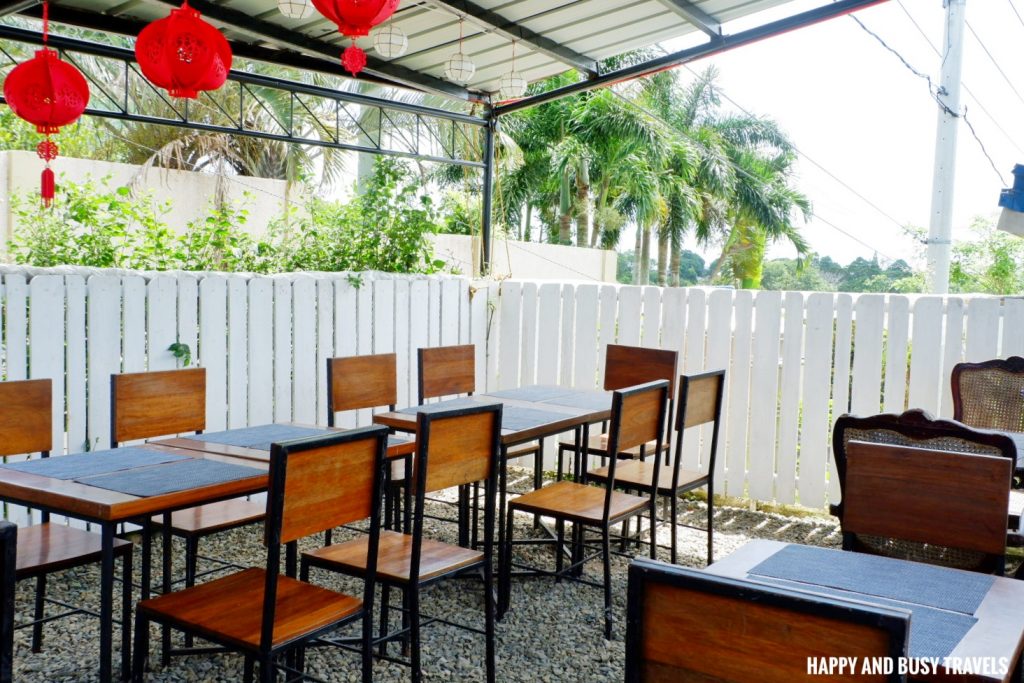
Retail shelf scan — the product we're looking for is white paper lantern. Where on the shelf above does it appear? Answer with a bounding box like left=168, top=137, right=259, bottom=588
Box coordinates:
left=277, top=0, right=313, bottom=19
left=500, top=71, right=527, bottom=99
left=445, top=52, right=476, bottom=84
left=373, top=24, right=408, bottom=59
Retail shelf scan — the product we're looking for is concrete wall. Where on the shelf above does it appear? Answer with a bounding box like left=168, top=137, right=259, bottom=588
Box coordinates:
left=431, top=233, right=618, bottom=282
left=0, top=151, right=289, bottom=247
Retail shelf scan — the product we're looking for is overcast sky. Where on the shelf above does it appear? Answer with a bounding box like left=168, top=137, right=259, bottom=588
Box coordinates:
left=659, top=0, right=1021, bottom=269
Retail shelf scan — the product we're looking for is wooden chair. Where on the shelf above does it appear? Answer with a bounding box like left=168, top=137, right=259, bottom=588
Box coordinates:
left=0, top=379, right=134, bottom=656
left=556, top=344, right=677, bottom=475
left=841, top=440, right=1011, bottom=574
left=418, top=344, right=538, bottom=545
left=111, top=369, right=264, bottom=602
left=327, top=353, right=409, bottom=538
left=952, top=356, right=1024, bottom=434
left=133, top=425, right=389, bottom=683
left=1, top=521, right=15, bottom=683
left=832, top=409, right=1022, bottom=557
left=624, top=557, right=909, bottom=683
left=302, top=402, right=502, bottom=683
left=500, top=380, right=670, bottom=640
left=588, top=369, right=725, bottom=564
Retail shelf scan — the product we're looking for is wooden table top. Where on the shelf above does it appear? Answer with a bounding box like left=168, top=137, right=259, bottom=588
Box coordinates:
left=153, top=422, right=416, bottom=462
left=0, top=444, right=266, bottom=524
left=372, top=386, right=613, bottom=446
left=706, top=540, right=1024, bottom=683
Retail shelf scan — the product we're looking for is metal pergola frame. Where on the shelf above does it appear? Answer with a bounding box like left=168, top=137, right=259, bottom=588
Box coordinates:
left=0, top=0, right=888, bottom=272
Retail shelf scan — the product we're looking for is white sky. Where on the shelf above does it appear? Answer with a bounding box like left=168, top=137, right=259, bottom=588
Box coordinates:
left=656, top=0, right=1020, bottom=269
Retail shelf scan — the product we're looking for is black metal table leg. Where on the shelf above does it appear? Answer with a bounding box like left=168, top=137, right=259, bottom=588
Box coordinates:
left=161, top=513, right=172, bottom=667
left=99, top=522, right=115, bottom=682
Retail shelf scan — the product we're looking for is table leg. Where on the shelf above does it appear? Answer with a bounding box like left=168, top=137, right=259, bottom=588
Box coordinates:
left=99, top=522, right=115, bottom=682
left=497, top=444, right=509, bottom=574
left=161, top=513, right=172, bottom=667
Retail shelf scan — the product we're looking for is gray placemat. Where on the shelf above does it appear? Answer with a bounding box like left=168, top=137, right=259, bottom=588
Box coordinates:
left=388, top=435, right=411, bottom=448
left=750, top=545, right=994, bottom=615
left=0, top=447, right=188, bottom=480
left=540, top=390, right=612, bottom=412
left=77, top=458, right=262, bottom=497
left=184, top=424, right=334, bottom=451
left=486, top=386, right=579, bottom=402
left=398, top=397, right=482, bottom=414
left=756, top=576, right=977, bottom=660
left=500, top=405, right=567, bottom=432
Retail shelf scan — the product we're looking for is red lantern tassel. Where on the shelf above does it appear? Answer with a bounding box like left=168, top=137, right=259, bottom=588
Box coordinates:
left=41, top=166, right=54, bottom=207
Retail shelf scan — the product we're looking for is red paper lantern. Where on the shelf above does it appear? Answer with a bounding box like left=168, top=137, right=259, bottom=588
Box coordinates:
left=135, top=1, right=232, bottom=99
left=2, top=0, right=90, bottom=206
left=311, top=0, right=400, bottom=75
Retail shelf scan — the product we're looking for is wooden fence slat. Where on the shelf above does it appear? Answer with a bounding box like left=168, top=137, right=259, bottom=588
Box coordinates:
left=641, top=287, right=662, bottom=348
left=498, top=281, right=522, bottom=390
left=883, top=296, right=910, bottom=413
left=703, top=289, right=730, bottom=494
left=617, top=286, right=642, bottom=346
left=519, top=282, right=538, bottom=387
left=122, top=276, right=146, bottom=373
left=66, top=275, right=87, bottom=455
left=907, top=297, right=944, bottom=414
left=724, top=290, right=753, bottom=498
left=292, top=277, right=317, bottom=424
left=596, top=285, right=618, bottom=384
left=87, top=276, right=121, bottom=450
left=965, top=297, right=1001, bottom=362
left=147, top=276, right=178, bottom=372
left=272, top=278, right=293, bottom=423
left=850, top=295, right=885, bottom=416
left=559, top=284, right=576, bottom=387
left=394, top=279, right=411, bottom=408
left=940, top=298, right=965, bottom=417
left=1002, top=298, right=1024, bottom=358
left=469, top=283, right=489, bottom=394
left=573, top=284, right=600, bottom=389
left=199, top=275, right=228, bottom=431
left=226, top=277, right=248, bottom=429
left=829, top=294, right=854, bottom=502
left=315, top=279, right=336, bottom=426
left=681, top=288, right=706, bottom=472
left=177, top=276, right=199, bottom=371
left=248, top=278, right=274, bottom=426
left=29, top=276, right=65, bottom=457
left=747, top=291, right=782, bottom=502
left=799, top=293, right=835, bottom=508
left=440, top=279, right=460, bottom=346
left=408, top=280, right=430, bottom=404
left=775, top=291, right=804, bottom=505
left=535, top=283, right=561, bottom=386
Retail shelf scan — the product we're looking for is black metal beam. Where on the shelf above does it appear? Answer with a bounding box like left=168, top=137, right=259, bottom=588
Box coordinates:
left=146, top=0, right=477, bottom=101
left=654, top=0, right=721, bottom=38
left=493, top=0, right=889, bottom=117
left=0, top=0, right=38, bottom=18
left=428, top=0, right=598, bottom=76
left=480, top=116, right=496, bottom=272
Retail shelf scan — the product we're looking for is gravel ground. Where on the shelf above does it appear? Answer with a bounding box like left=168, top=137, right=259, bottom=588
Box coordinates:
left=11, top=471, right=845, bottom=682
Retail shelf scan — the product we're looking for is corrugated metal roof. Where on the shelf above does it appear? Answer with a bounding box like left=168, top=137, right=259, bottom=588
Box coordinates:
left=48, top=0, right=794, bottom=100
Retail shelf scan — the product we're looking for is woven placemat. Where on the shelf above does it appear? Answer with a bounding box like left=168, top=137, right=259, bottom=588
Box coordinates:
left=77, top=458, right=262, bottom=497
left=540, top=391, right=612, bottom=412
left=499, top=405, right=567, bottom=432
left=750, top=545, right=994, bottom=615
left=184, top=424, right=333, bottom=451
left=756, top=576, right=976, bottom=660
left=398, top=397, right=482, bottom=414
left=1, top=447, right=187, bottom=480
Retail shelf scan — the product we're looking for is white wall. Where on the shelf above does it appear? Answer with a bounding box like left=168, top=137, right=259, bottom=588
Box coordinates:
left=430, top=233, right=618, bottom=282
left=0, top=151, right=290, bottom=248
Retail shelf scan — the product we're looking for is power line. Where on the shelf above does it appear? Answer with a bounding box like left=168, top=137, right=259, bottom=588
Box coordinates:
left=896, top=0, right=1024, bottom=156
left=964, top=19, right=1024, bottom=111
left=1009, top=0, right=1024, bottom=31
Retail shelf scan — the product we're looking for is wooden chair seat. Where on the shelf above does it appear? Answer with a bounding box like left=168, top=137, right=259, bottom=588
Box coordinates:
left=151, top=499, right=265, bottom=535
left=304, top=530, right=483, bottom=583
left=558, top=432, right=667, bottom=459
left=509, top=480, right=649, bottom=525
left=137, top=567, right=363, bottom=652
left=588, top=460, right=707, bottom=495
left=15, top=523, right=133, bottom=579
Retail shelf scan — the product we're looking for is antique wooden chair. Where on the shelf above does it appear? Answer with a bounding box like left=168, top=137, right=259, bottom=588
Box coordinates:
left=588, top=369, right=725, bottom=564
left=111, top=368, right=264, bottom=596
left=556, top=344, right=677, bottom=476
left=0, top=378, right=134, bottom=656
left=624, top=558, right=909, bottom=683
left=418, top=344, right=538, bottom=545
left=952, top=356, right=1024, bottom=434
left=1, top=521, right=15, bottom=683
left=327, top=353, right=411, bottom=538
left=832, top=409, right=1022, bottom=558
left=133, top=425, right=389, bottom=683
left=302, top=402, right=502, bottom=683
left=841, top=440, right=1011, bottom=574
left=500, top=380, right=670, bottom=640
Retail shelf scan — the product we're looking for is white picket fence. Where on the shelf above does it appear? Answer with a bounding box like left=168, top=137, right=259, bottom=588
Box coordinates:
left=2, top=266, right=1022, bottom=521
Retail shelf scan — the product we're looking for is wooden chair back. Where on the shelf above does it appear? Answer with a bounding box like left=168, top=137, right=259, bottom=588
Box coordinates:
left=415, top=404, right=501, bottom=495
left=625, top=558, right=909, bottom=683
left=0, top=378, right=51, bottom=456
left=262, top=425, right=388, bottom=652
left=843, top=441, right=1010, bottom=570
left=327, top=353, right=398, bottom=426
left=418, top=344, right=475, bottom=402
left=0, top=521, right=14, bottom=683
left=602, top=381, right=670, bottom=516
left=604, top=344, right=677, bottom=395
left=110, top=368, right=206, bottom=445
left=952, top=356, right=1024, bottom=432
left=670, top=370, right=726, bottom=489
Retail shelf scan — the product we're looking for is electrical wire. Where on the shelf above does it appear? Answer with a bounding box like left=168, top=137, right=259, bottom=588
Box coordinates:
left=964, top=19, right=1024, bottom=112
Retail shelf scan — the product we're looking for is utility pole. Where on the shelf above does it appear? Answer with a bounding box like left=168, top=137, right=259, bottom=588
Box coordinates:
left=925, top=0, right=967, bottom=294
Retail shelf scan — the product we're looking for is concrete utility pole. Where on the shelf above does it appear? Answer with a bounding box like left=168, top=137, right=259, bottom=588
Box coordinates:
left=926, top=0, right=967, bottom=294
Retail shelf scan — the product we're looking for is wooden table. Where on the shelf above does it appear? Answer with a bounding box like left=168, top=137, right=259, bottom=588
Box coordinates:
left=707, top=540, right=1024, bottom=682
left=0, top=445, right=266, bottom=682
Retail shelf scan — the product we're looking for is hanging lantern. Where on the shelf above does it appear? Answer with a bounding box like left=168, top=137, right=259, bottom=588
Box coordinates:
left=444, top=18, right=475, bottom=84
left=499, top=41, right=526, bottom=99
left=373, top=22, right=407, bottom=59
left=278, top=0, right=314, bottom=20
left=2, top=0, right=89, bottom=206
left=311, top=0, right=400, bottom=76
left=135, top=1, right=232, bottom=99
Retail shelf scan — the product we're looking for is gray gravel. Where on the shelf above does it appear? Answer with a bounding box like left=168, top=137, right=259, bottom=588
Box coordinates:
left=11, top=471, right=844, bottom=682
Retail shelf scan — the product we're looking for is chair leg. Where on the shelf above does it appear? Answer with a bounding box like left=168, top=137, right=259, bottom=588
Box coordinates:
left=244, top=656, right=255, bottom=683
left=361, top=606, right=373, bottom=683
left=706, top=490, right=714, bottom=566
left=670, top=495, right=679, bottom=565
left=31, top=575, right=45, bottom=653
left=484, top=555, right=496, bottom=683
left=378, top=584, right=390, bottom=658
left=554, top=519, right=565, bottom=580
left=122, top=550, right=134, bottom=682
left=259, top=655, right=275, bottom=683
left=533, top=444, right=544, bottom=529
left=648, top=504, right=658, bottom=561
left=132, top=613, right=149, bottom=682
left=184, top=536, right=199, bottom=648
left=401, top=584, right=411, bottom=657
left=601, top=526, right=613, bottom=640
left=409, top=583, right=422, bottom=683
left=498, top=511, right=514, bottom=619
left=471, top=482, right=480, bottom=549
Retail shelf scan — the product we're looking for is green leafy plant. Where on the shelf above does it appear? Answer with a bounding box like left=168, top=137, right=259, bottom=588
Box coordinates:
left=168, top=342, right=192, bottom=367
